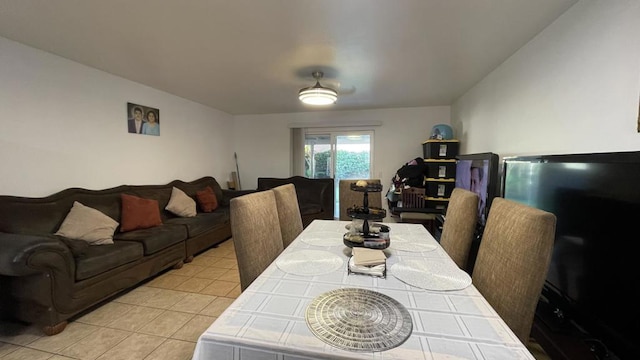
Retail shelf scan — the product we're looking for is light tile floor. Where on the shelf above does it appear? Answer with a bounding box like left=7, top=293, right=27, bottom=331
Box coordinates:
left=0, top=239, right=240, bottom=360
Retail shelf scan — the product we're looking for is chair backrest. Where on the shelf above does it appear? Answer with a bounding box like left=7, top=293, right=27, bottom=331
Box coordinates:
left=472, top=197, right=556, bottom=344
left=272, top=183, right=304, bottom=248
left=338, top=179, right=382, bottom=221
left=439, top=188, right=479, bottom=271
left=230, top=190, right=284, bottom=291
left=401, top=187, right=426, bottom=208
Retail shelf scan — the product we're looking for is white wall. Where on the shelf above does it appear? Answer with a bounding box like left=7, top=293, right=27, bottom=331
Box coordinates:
left=233, top=107, right=451, bottom=218
left=0, top=36, right=235, bottom=197
left=452, top=0, right=640, bottom=158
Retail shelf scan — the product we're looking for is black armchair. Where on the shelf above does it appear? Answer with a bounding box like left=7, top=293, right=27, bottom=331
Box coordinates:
left=257, top=176, right=334, bottom=227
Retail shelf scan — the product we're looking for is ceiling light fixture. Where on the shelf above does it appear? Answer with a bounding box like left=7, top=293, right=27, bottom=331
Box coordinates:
left=298, top=71, right=337, bottom=105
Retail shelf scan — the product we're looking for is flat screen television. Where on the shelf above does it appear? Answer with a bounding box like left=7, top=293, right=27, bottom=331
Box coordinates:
left=454, top=152, right=500, bottom=228
left=502, top=151, right=640, bottom=359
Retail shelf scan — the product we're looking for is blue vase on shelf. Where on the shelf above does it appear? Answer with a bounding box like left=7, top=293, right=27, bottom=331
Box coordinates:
left=430, top=124, right=454, bottom=140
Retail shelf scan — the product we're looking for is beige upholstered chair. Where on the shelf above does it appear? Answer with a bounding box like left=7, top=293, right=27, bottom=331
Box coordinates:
left=272, top=183, right=304, bottom=248
left=439, top=188, right=479, bottom=271
left=472, top=197, right=556, bottom=344
left=339, top=179, right=382, bottom=221
left=230, top=190, right=284, bottom=291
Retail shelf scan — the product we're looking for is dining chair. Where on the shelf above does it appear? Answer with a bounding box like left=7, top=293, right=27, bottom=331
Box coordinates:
left=400, top=186, right=426, bottom=208
left=339, top=179, right=382, bottom=221
left=230, top=190, right=284, bottom=291
left=272, top=183, right=304, bottom=248
left=472, top=197, right=556, bottom=345
left=438, top=188, right=479, bottom=271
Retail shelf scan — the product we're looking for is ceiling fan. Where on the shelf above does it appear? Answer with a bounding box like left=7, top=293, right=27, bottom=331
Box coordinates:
left=298, top=70, right=356, bottom=105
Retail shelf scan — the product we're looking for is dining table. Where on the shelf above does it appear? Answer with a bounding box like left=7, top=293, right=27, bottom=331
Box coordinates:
left=192, top=220, right=535, bottom=360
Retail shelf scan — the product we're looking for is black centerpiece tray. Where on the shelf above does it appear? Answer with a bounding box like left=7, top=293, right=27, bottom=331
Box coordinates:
left=346, top=206, right=387, bottom=220
left=344, top=181, right=388, bottom=248
left=350, top=183, right=383, bottom=193
left=343, top=232, right=390, bottom=250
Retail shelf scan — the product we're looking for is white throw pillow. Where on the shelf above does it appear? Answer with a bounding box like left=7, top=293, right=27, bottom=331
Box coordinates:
left=55, top=201, right=119, bottom=245
left=165, top=187, right=197, bottom=217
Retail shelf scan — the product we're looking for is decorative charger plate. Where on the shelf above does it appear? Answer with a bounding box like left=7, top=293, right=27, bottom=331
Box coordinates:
left=275, top=250, right=343, bottom=276
left=390, top=258, right=472, bottom=291
left=305, top=288, right=413, bottom=352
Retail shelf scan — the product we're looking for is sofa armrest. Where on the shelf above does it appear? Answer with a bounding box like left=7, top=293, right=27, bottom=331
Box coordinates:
left=221, top=189, right=258, bottom=206
left=320, top=184, right=335, bottom=216
left=0, top=232, right=73, bottom=277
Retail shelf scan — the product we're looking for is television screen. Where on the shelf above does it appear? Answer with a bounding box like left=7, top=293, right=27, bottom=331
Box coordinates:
left=502, top=151, right=640, bottom=359
left=454, top=152, right=499, bottom=227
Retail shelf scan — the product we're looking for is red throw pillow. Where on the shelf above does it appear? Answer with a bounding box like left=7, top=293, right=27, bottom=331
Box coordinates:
left=120, top=194, right=163, bottom=232
left=196, top=186, right=218, bottom=212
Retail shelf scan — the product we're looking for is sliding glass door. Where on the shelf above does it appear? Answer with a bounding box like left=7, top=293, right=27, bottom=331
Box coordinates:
left=304, top=130, right=374, bottom=218
left=304, top=134, right=332, bottom=178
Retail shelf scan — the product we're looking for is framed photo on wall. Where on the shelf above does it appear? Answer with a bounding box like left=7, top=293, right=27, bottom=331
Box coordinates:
left=127, top=102, right=160, bottom=136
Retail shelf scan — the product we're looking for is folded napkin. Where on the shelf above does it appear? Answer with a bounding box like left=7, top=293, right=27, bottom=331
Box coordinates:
left=352, top=247, right=386, bottom=266
left=348, top=256, right=386, bottom=278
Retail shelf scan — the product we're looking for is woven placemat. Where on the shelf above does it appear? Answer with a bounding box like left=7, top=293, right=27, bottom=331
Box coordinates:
left=275, top=250, right=343, bottom=276
left=390, top=234, right=438, bottom=253
left=391, top=258, right=472, bottom=291
left=305, top=288, right=413, bottom=352
left=299, top=231, right=343, bottom=246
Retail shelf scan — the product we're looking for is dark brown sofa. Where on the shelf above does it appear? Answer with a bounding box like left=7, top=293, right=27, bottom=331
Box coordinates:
left=257, top=176, right=334, bottom=227
left=0, top=176, right=250, bottom=335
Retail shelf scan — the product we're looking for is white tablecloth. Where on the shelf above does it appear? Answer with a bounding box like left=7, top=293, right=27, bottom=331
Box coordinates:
left=193, top=220, right=534, bottom=360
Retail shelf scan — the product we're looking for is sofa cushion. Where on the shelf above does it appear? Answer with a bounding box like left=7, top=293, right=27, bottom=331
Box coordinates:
left=120, top=194, right=163, bottom=232
left=55, top=201, right=119, bottom=245
left=196, top=186, right=218, bottom=212
left=165, top=212, right=228, bottom=238
left=56, top=236, right=90, bottom=257
left=75, top=240, right=144, bottom=281
left=256, top=176, right=334, bottom=227
left=113, top=224, right=187, bottom=255
left=165, top=187, right=197, bottom=217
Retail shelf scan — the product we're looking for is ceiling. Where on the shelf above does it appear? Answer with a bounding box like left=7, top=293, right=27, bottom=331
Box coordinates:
left=0, top=0, right=577, bottom=115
